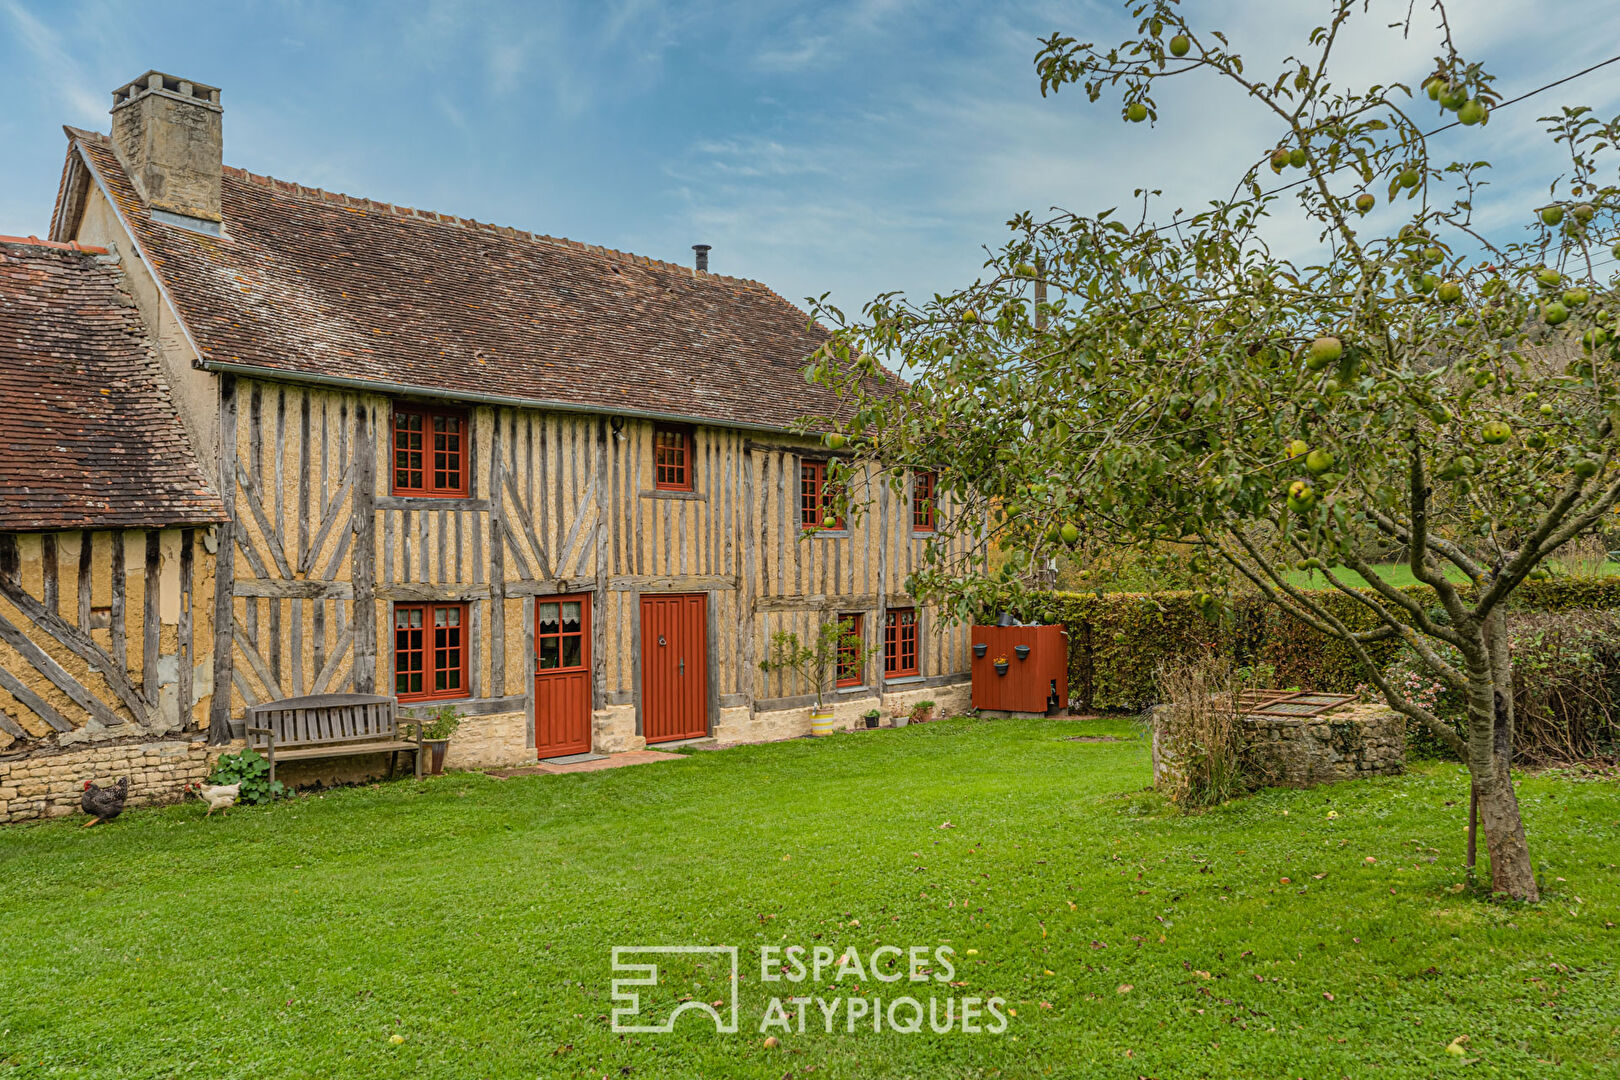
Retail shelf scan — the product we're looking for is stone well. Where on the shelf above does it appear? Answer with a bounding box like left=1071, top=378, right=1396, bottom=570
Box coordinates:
left=1151, top=700, right=1405, bottom=790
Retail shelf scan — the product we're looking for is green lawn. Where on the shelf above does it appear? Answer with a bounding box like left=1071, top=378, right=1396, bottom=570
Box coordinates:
left=1, top=719, right=1617, bottom=1079
left=1280, top=561, right=1620, bottom=590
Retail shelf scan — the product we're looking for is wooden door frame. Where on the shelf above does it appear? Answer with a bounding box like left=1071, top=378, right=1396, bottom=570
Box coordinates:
left=634, top=590, right=712, bottom=740
left=530, top=591, right=593, bottom=757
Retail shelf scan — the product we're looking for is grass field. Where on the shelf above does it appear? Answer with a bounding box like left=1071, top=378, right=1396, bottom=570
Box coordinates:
left=1279, top=561, right=1620, bottom=590
left=2, top=717, right=1617, bottom=1078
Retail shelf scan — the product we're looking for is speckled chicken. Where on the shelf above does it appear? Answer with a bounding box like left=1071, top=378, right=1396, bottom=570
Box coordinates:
left=80, top=776, right=128, bottom=827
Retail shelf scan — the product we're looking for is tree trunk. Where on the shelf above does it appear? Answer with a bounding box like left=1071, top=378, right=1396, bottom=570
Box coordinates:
left=1466, top=613, right=1539, bottom=901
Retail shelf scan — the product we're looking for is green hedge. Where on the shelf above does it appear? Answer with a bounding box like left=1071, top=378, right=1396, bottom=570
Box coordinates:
left=1041, top=578, right=1620, bottom=712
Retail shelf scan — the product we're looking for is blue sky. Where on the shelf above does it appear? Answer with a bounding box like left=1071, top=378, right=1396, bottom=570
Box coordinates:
left=3, top=1, right=1619, bottom=314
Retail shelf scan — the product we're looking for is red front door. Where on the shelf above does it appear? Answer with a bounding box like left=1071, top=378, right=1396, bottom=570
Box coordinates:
left=640, top=593, right=708, bottom=743
left=535, top=594, right=591, bottom=757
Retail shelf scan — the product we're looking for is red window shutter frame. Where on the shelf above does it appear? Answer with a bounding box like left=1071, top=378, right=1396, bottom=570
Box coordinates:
left=800, top=459, right=845, bottom=531
left=391, top=404, right=469, bottom=498
left=884, top=608, right=919, bottom=678
left=654, top=425, right=694, bottom=491
left=913, top=470, right=936, bottom=533
left=835, top=613, right=864, bottom=687
left=395, top=601, right=470, bottom=702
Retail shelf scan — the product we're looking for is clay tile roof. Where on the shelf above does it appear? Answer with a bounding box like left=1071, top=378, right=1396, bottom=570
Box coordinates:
left=68, top=130, right=892, bottom=431
left=0, top=238, right=227, bottom=531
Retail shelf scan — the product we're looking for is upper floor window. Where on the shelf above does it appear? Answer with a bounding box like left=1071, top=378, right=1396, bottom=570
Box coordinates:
left=655, top=424, right=694, bottom=491
left=393, top=404, right=468, bottom=498
left=835, top=613, right=865, bottom=688
left=912, top=470, right=937, bottom=533
left=800, top=459, right=845, bottom=531
left=394, top=601, right=468, bottom=701
left=884, top=608, right=919, bottom=678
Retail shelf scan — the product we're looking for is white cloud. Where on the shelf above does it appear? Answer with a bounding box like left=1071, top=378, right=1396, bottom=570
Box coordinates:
left=2, top=0, right=106, bottom=123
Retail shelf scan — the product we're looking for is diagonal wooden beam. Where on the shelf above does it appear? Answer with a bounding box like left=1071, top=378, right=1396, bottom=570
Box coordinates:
left=235, top=460, right=295, bottom=578
left=0, top=664, right=73, bottom=733
left=0, top=575, right=150, bottom=722
left=500, top=467, right=551, bottom=579
left=556, top=473, right=598, bottom=577
left=308, top=626, right=356, bottom=696
left=299, top=465, right=354, bottom=574
left=231, top=623, right=282, bottom=702
left=0, top=608, right=126, bottom=729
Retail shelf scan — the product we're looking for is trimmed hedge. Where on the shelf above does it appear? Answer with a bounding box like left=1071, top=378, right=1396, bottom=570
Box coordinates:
left=1041, top=577, right=1620, bottom=712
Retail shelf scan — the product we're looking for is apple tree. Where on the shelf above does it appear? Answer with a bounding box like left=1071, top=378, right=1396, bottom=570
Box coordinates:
left=806, top=0, right=1620, bottom=901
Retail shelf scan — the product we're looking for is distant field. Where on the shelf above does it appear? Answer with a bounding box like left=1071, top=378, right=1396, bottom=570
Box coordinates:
left=1281, top=561, right=1620, bottom=590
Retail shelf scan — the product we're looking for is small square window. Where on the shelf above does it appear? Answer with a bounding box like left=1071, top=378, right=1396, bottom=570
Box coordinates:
left=394, top=601, right=469, bottom=701
left=655, top=425, right=694, bottom=491
left=392, top=404, right=468, bottom=498
left=800, top=460, right=845, bottom=531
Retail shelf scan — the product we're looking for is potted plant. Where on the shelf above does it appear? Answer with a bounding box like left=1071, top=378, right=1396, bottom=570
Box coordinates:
left=993, top=655, right=1010, bottom=676
left=909, top=700, right=936, bottom=724
left=417, top=704, right=462, bottom=775
left=760, top=618, right=875, bottom=736
left=890, top=708, right=910, bottom=729
left=862, top=707, right=882, bottom=730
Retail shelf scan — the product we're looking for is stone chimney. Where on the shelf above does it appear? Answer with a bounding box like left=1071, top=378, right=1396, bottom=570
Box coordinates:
left=109, top=72, right=223, bottom=225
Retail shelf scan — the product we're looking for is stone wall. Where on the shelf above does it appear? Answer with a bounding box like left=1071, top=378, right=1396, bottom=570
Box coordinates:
left=0, top=736, right=218, bottom=823
left=1242, top=703, right=1405, bottom=786
left=1152, top=701, right=1405, bottom=790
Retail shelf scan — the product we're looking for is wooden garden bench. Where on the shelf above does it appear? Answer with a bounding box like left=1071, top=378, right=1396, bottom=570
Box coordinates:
left=244, top=693, right=423, bottom=785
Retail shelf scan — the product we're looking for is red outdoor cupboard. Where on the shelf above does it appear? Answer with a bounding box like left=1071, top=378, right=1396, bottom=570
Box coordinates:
left=970, top=624, right=1069, bottom=714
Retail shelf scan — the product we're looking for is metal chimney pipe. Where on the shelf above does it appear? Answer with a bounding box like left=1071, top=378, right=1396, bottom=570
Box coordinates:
left=692, top=244, right=711, bottom=272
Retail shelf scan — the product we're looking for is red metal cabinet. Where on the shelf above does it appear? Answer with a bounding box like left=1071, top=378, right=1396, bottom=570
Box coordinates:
left=971, top=624, right=1068, bottom=713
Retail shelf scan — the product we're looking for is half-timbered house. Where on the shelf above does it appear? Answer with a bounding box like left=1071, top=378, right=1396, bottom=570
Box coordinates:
left=1, top=70, right=969, bottom=787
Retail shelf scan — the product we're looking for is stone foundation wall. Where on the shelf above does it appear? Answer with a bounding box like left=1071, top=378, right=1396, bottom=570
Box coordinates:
left=716, top=680, right=972, bottom=746
left=0, top=736, right=221, bottom=823
left=593, top=705, right=646, bottom=755
left=1151, top=701, right=1404, bottom=790
left=445, top=710, right=532, bottom=769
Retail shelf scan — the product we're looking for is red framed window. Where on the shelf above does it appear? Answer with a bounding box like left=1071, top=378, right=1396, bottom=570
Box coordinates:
left=392, top=404, right=468, bottom=498
left=800, top=460, right=845, bottom=531
left=835, top=613, right=864, bottom=688
left=913, top=470, right=936, bottom=533
left=884, top=608, right=919, bottom=678
left=394, top=602, right=468, bottom=701
left=654, top=425, right=694, bottom=491
left=535, top=597, right=589, bottom=671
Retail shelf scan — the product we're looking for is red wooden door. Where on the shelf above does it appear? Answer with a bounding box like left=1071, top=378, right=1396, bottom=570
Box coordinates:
left=640, top=593, right=709, bottom=743
left=535, top=594, right=592, bottom=757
